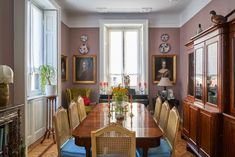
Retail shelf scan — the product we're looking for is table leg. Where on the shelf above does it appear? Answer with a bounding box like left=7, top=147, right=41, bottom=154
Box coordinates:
left=85, top=146, right=91, bottom=157
left=142, top=148, right=148, bottom=157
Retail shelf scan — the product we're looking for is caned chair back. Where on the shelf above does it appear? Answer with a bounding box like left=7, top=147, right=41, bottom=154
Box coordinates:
left=91, top=123, right=136, bottom=157
left=165, top=107, right=180, bottom=151
left=77, top=96, right=87, bottom=121
left=68, top=101, right=80, bottom=132
left=53, top=108, right=71, bottom=156
left=153, top=96, right=162, bottom=123
left=158, top=101, right=170, bottom=133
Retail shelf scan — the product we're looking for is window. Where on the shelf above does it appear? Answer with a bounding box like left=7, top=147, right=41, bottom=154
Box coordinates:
left=28, top=4, right=43, bottom=95
left=100, top=20, right=148, bottom=92
left=27, top=2, right=58, bottom=97
left=108, top=28, right=139, bottom=87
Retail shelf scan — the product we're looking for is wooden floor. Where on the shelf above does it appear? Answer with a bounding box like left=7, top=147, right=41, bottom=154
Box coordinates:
left=28, top=131, right=195, bottom=157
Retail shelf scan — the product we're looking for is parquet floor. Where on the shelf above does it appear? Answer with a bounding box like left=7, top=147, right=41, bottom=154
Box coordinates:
left=28, top=131, right=195, bottom=157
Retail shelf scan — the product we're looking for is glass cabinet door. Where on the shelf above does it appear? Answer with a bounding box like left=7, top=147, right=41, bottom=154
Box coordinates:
left=206, top=42, right=218, bottom=105
left=195, top=48, right=203, bottom=100
left=188, top=53, right=194, bottom=96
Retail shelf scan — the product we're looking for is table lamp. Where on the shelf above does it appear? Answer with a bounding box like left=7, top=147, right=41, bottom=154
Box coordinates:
left=158, top=77, right=172, bottom=99
left=0, top=65, right=13, bottom=106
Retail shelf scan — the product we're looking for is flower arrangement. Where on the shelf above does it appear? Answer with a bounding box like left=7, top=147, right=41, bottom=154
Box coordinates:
left=112, top=85, right=128, bottom=103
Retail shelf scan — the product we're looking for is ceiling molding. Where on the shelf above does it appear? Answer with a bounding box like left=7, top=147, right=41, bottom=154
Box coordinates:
left=60, top=0, right=211, bottom=28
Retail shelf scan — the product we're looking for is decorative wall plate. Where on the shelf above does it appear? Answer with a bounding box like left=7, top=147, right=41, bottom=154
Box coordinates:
left=159, top=43, right=171, bottom=53
left=161, top=33, right=169, bottom=42
left=79, top=43, right=89, bottom=54
left=80, top=35, right=88, bottom=42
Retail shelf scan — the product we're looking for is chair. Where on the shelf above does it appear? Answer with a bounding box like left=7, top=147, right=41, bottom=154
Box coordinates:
left=66, top=88, right=94, bottom=114
left=138, top=107, right=180, bottom=157
left=53, top=108, right=86, bottom=157
left=153, top=96, right=162, bottom=123
left=91, top=123, right=136, bottom=157
left=68, top=101, right=80, bottom=132
left=77, top=96, right=87, bottom=121
left=158, top=101, right=170, bottom=133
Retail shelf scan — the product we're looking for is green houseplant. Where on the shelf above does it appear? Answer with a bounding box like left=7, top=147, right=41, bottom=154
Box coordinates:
left=39, top=65, right=56, bottom=95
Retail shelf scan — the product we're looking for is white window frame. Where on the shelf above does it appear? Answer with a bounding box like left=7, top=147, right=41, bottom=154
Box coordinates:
left=99, top=20, right=148, bottom=93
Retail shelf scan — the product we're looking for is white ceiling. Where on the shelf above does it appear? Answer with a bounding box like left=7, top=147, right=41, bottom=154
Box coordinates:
left=56, top=0, right=192, bottom=14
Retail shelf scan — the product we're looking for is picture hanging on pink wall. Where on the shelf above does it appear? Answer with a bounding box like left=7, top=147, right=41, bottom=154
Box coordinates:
left=73, top=55, right=96, bottom=84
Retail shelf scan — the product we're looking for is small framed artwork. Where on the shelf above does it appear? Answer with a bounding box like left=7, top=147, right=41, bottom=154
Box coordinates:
left=73, top=55, right=96, bottom=84
left=153, top=55, right=176, bottom=84
left=61, top=55, right=68, bottom=81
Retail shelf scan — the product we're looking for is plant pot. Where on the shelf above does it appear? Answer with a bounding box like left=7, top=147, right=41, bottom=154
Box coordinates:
left=45, top=85, right=57, bottom=96
left=0, top=83, right=9, bottom=106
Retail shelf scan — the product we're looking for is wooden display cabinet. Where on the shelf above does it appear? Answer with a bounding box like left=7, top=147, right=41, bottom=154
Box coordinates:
left=183, top=22, right=229, bottom=157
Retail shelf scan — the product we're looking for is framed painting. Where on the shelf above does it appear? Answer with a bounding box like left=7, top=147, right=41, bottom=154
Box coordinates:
left=73, top=55, right=96, bottom=84
left=153, top=55, right=176, bottom=84
left=61, top=55, right=68, bottom=81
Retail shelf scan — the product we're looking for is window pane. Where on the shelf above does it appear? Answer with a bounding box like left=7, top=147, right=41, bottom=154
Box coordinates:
left=110, top=75, right=122, bottom=87
left=125, top=31, right=138, bottom=74
left=109, top=31, right=123, bottom=74
left=129, top=74, right=138, bottom=86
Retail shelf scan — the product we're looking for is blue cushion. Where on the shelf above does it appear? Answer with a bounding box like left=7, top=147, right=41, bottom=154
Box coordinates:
left=61, top=138, right=86, bottom=157
left=136, top=138, right=171, bottom=157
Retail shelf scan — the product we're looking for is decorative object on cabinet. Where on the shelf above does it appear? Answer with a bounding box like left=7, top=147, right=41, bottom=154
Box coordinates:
left=196, top=24, right=203, bottom=34
left=159, top=43, right=171, bottom=53
left=39, top=64, right=56, bottom=96
left=73, top=55, right=96, bottom=84
left=153, top=55, right=176, bottom=84
left=61, top=55, right=68, bottom=81
left=0, top=65, right=13, bottom=106
left=210, top=9, right=235, bottom=25
left=183, top=20, right=230, bottom=157
left=79, top=34, right=89, bottom=54
left=161, top=33, right=169, bottom=42
left=158, top=77, right=173, bottom=99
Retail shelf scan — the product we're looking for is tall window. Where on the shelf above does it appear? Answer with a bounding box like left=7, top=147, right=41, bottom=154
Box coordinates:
left=28, top=4, right=43, bottom=95
left=109, top=28, right=139, bottom=87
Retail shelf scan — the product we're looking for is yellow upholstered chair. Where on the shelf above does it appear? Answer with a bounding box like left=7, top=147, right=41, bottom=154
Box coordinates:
left=68, top=101, right=80, bottom=132
left=53, top=108, right=86, bottom=157
left=66, top=88, right=94, bottom=114
left=158, top=101, right=170, bottom=133
left=153, top=96, right=162, bottom=123
left=77, top=96, right=87, bottom=122
left=91, top=123, right=136, bottom=157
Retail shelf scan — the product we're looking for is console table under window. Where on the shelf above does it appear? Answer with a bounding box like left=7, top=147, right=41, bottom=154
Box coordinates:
left=99, top=94, right=149, bottom=107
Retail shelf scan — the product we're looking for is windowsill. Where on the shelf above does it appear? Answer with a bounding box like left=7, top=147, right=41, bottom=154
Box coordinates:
left=27, top=95, right=45, bottom=101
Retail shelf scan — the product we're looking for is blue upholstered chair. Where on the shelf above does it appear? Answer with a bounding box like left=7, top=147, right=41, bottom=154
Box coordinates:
left=138, top=107, right=180, bottom=157
left=53, top=108, right=86, bottom=157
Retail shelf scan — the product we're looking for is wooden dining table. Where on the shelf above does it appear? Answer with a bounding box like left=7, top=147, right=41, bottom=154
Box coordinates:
left=72, top=103, right=163, bottom=157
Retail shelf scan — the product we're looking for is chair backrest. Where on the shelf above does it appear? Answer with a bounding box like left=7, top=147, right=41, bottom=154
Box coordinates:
left=165, top=107, right=180, bottom=151
left=158, top=101, right=170, bottom=133
left=77, top=96, right=87, bottom=121
left=68, top=101, right=80, bottom=132
left=91, top=123, right=136, bottom=157
left=153, top=96, right=162, bottom=123
left=53, top=108, right=71, bottom=156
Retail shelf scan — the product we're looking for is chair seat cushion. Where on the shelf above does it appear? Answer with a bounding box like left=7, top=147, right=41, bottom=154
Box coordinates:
left=137, top=138, right=171, bottom=157
left=61, top=138, right=86, bottom=157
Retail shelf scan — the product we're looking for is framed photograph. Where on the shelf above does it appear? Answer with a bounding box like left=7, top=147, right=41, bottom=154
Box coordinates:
left=73, top=55, right=96, bottom=84
left=153, top=55, right=176, bottom=84
left=61, top=55, right=68, bottom=81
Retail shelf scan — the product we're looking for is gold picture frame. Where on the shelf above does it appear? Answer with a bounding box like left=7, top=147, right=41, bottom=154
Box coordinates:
left=153, top=54, right=176, bottom=84
left=73, top=55, right=96, bottom=84
left=61, top=55, right=68, bottom=81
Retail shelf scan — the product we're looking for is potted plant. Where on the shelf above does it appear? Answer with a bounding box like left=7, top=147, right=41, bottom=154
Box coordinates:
left=39, top=64, right=57, bottom=96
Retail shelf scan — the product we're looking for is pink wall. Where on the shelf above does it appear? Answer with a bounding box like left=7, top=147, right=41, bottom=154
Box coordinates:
left=179, top=0, right=235, bottom=102
left=149, top=28, right=180, bottom=107
left=0, top=0, right=14, bottom=103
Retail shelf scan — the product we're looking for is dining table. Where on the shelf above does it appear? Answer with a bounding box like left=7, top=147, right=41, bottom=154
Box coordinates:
left=72, top=102, right=163, bottom=157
